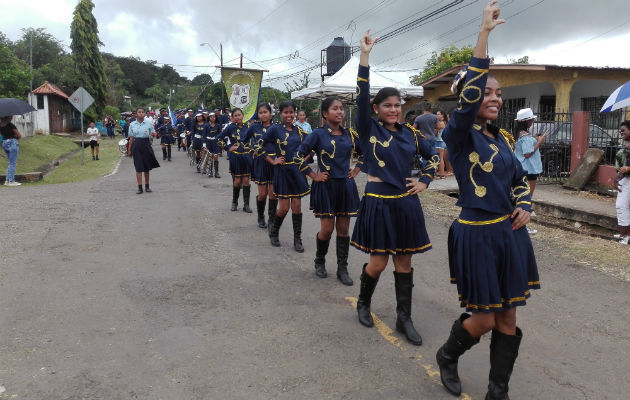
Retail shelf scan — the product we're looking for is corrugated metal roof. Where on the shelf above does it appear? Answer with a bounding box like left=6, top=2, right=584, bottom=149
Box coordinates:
left=32, top=81, right=69, bottom=99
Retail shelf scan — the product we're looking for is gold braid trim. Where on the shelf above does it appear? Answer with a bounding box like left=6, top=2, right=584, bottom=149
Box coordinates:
left=512, top=175, right=531, bottom=201
left=405, top=123, right=425, bottom=139
left=500, top=128, right=516, bottom=151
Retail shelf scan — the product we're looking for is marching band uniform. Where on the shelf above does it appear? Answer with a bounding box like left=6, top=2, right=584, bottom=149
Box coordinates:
left=352, top=63, right=439, bottom=344
left=296, top=124, right=361, bottom=283
left=250, top=121, right=278, bottom=228
left=262, top=124, right=311, bottom=250
left=220, top=123, right=255, bottom=212
left=192, top=118, right=208, bottom=173
left=176, top=113, right=186, bottom=151
left=184, top=111, right=194, bottom=149
left=436, top=56, right=539, bottom=398
left=158, top=117, right=175, bottom=161
left=204, top=121, right=222, bottom=178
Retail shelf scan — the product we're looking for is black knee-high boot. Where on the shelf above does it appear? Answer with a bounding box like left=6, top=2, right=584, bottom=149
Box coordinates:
left=292, top=213, right=304, bottom=253
left=485, top=328, right=522, bottom=400
left=357, top=264, right=379, bottom=327
left=231, top=186, right=241, bottom=211
left=314, top=234, right=330, bottom=278
left=162, top=147, right=167, bottom=160
left=269, top=213, right=285, bottom=247
left=394, top=269, right=422, bottom=345
left=436, top=313, right=480, bottom=396
left=242, top=185, right=252, bottom=213
left=267, top=198, right=278, bottom=234
left=214, top=160, right=220, bottom=178
left=257, top=197, right=267, bottom=228
left=167, top=145, right=171, bottom=161
left=336, top=236, right=353, bottom=286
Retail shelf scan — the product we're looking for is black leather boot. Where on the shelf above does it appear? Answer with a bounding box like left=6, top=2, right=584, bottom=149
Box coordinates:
left=136, top=184, right=143, bottom=194
left=267, top=199, right=278, bottom=235
left=167, top=146, right=171, bottom=161
left=485, top=328, right=523, bottom=400
left=242, top=185, right=252, bottom=213
left=314, top=234, right=329, bottom=278
left=214, top=161, right=220, bottom=178
left=144, top=184, right=152, bottom=193
left=393, top=269, right=422, bottom=345
left=269, top=214, right=285, bottom=247
left=436, top=313, right=480, bottom=396
left=336, top=236, right=353, bottom=286
left=231, top=186, right=240, bottom=211
left=292, top=213, right=304, bottom=253
left=357, top=264, right=379, bottom=327
left=257, top=197, right=267, bottom=228
left=162, top=147, right=167, bottom=160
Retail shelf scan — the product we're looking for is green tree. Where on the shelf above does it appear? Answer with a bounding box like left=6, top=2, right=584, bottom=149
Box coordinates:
left=13, top=28, right=66, bottom=69
left=191, top=73, right=214, bottom=86
left=70, top=0, right=108, bottom=115
left=145, top=84, right=165, bottom=103
left=0, top=31, right=12, bottom=47
left=410, top=45, right=474, bottom=85
left=33, top=55, right=82, bottom=94
left=0, top=44, right=30, bottom=98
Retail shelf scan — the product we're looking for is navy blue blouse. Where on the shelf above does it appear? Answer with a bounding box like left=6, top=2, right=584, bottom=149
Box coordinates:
left=250, top=122, right=277, bottom=158
left=356, top=64, right=438, bottom=191
left=296, top=124, right=361, bottom=179
left=262, top=124, right=309, bottom=165
left=441, top=56, right=531, bottom=214
left=220, top=123, right=254, bottom=153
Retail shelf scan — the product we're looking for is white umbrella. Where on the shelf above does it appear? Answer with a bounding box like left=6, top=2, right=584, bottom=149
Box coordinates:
left=600, top=80, right=630, bottom=112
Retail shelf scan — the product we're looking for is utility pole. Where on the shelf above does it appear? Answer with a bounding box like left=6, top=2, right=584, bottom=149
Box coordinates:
left=29, top=32, right=33, bottom=92
left=240, top=53, right=243, bottom=68
left=220, top=43, right=223, bottom=66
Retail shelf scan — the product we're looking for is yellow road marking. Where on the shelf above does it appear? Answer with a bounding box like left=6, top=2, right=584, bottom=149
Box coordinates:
left=345, top=297, right=472, bottom=400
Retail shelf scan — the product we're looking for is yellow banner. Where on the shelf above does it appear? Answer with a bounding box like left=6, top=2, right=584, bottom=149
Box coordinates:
left=221, top=67, right=264, bottom=122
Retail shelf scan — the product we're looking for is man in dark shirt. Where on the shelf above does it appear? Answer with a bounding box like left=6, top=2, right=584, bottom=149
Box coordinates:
left=413, top=102, right=438, bottom=143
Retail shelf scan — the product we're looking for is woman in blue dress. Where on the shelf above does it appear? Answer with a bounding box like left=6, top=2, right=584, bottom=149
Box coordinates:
left=250, top=103, right=278, bottom=229
left=352, top=30, right=439, bottom=346
left=262, top=101, right=311, bottom=253
left=435, top=3, right=540, bottom=399
left=296, top=96, right=362, bottom=286
left=220, top=108, right=254, bottom=213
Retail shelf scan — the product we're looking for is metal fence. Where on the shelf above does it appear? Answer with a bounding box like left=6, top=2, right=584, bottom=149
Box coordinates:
left=495, top=107, right=624, bottom=183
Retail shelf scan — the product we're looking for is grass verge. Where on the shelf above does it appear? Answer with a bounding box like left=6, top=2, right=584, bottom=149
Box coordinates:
left=38, top=138, right=122, bottom=184
left=419, top=190, right=630, bottom=282
left=0, top=135, right=78, bottom=173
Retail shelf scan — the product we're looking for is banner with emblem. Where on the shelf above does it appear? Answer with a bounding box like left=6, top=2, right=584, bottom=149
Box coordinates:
left=221, top=67, right=264, bottom=122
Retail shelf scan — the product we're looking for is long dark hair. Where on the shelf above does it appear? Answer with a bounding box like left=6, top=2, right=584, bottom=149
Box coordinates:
left=321, top=96, right=343, bottom=115
left=257, top=103, right=272, bottom=114
left=278, top=101, right=296, bottom=113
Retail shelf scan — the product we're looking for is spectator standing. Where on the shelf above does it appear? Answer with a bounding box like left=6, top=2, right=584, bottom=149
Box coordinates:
left=514, top=108, right=546, bottom=235
left=87, top=121, right=100, bottom=161
left=413, top=102, right=438, bottom=144
left=127, top=107, right=160, bottom=194
left=0, top=116, right=22, bottom=186
left=104, top=116, right=115, bottom=139
left=615, top=120, right=630, bottom=244
left=295, top=110, right=312, bottom=133
left=434, top=109, right=449, bottom=178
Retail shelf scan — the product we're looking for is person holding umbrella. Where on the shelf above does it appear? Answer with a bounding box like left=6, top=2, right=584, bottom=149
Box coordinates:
left=1, top=115, right=22, bottom=186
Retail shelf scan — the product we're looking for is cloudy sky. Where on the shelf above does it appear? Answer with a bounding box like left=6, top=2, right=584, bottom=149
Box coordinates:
left=1, top=0, right=628, bottom=88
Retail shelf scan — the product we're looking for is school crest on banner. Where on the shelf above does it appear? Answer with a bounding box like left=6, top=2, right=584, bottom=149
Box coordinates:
left=221, top=67, right=264, bottom=121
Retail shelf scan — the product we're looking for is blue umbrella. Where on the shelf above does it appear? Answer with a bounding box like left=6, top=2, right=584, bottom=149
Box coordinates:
left=0, top=97, right=37, bottom=117
left=600, top=80, right=630, bottom=112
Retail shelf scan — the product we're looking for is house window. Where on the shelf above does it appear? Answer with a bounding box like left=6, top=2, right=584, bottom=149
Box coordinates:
left=37, top=95, right=45, bottom=110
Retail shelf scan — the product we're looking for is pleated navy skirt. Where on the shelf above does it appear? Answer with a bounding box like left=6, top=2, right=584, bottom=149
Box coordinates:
left=192, top=135, right=204, bottom=150
left=132, top=137, right=160, bottom=173
left=351, top=182, right=431, bottom=255
left=228, top=152, right=252, bottom=177
left=205, top=139, right=221, bottom=154
left=160, top=135, right=174, bottom=145
left=252, top=155, right=273, bottom=185
left=310, top=178, right=359, bottom=218
left=272, top=162, right=310, bottom=198
left=448, top=208, right=540, bottom=313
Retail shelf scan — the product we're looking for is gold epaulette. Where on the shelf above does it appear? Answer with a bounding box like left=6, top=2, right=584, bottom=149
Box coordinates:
left=349, top=127, right=359, bottom=139
left=499, top=129, right=516, bottom=151
left=405, top=123, right=425, bottom=139
left=296, top=126, right=308, bottom=140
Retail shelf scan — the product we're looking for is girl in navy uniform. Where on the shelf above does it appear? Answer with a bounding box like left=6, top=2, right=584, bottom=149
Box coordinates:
left=296, top=96, right=361, bottom=285
left=435, top=3, right=539, bottom=399
left=204, top=112, right=222, bottom=178
left=220, top=108, right=254, bottom=213
left=158, top=116, right=174, bottom=161
left=192, top=113, right=208, bottom=173
left=262, top=101, right=311, bottom=252
left=175, top=112, right=186, bottom=151
left=250, top=103, right=278, bottom=229
left=352, top=30, right=439, bottom=346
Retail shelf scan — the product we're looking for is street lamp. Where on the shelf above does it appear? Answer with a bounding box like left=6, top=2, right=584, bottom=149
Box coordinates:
left=200, top=42, right=222, bottom=66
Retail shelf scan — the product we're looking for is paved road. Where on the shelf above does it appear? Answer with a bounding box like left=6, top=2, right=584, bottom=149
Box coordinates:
left=1, top=145, right=628, bottom=399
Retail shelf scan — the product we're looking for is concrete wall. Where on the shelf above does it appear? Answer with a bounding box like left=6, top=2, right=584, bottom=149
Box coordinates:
left=501, top=81, right=556, bottom=110
left=28, top=93, right=50, bottom=134
left=569, top=79, right=622, bottom=112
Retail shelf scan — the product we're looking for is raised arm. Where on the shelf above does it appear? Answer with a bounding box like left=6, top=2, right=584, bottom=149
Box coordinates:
left=356, top=30, right=379, bottom=136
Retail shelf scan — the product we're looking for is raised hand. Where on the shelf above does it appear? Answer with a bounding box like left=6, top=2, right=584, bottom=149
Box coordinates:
left=481, top=0, right=505, bottom=32
left=360, top=29, right=379, bottom=54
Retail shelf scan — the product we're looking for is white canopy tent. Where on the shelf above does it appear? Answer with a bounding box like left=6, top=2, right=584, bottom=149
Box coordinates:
left=291, top=57, right=423, bottom=101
